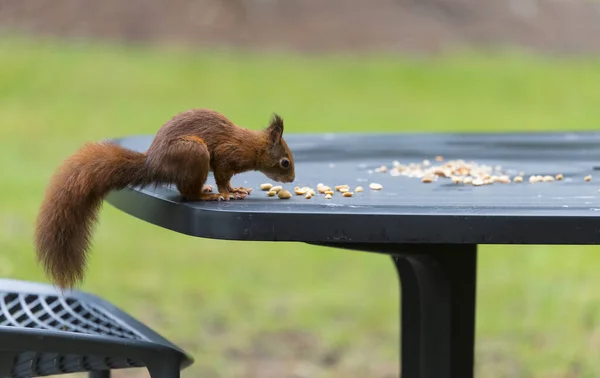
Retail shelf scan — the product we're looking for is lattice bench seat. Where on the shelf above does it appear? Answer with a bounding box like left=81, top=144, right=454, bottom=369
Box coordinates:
left=0, top=279, right=193, bottom=377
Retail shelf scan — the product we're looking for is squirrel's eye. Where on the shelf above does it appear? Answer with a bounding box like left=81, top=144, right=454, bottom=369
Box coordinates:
left=280, top=159, right=290, bottom=168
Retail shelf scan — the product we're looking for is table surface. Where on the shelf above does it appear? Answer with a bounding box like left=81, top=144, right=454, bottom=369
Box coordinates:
left=105, top=132, right=600, bottom=245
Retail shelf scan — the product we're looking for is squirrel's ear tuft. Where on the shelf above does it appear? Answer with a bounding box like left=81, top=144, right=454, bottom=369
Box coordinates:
left=267, top=113, right=284, bottom=144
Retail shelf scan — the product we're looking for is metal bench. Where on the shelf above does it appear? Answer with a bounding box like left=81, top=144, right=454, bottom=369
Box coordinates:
left=0, top=279, right=193, bottom=377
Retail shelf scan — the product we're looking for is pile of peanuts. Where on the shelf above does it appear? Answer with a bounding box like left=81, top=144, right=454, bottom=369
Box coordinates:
left=258, top=156, right=593, bottom=200
left=370, top=156, right=592, bottom=186
left=259, top=182, right=382, bottom=200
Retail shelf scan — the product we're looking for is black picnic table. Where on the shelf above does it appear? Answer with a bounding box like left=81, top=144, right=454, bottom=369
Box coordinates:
left=105, top=131, right=600, bottom=378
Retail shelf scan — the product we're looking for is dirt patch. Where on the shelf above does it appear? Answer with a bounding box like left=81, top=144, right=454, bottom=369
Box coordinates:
left=1, top=0, right=600, bottom=54
left=102, top=329, right=395, bottom=378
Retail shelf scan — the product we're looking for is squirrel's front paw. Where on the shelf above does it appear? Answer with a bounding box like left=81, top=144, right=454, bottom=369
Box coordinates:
left=232, top=192, right=248, bottom=200
left=229, top=187, right=253, bottom=195
left=199, top=193, right=228, bottom=201
left=202, top=185, right=213, bottom=193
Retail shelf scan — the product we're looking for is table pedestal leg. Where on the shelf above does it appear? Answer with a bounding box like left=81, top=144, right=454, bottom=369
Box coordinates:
left=311, top=242, right=477, bottom=378
left=392, top=245, right=477, bottom=378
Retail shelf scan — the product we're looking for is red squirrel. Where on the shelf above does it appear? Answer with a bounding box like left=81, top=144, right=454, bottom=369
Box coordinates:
left=35, top=108, right=295, bottom=289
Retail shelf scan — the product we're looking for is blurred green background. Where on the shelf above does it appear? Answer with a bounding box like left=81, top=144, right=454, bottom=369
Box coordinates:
left=2, top=1, right=600, bottom=377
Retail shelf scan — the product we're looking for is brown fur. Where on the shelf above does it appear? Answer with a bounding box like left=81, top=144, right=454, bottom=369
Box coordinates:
left=35, top=108, right=295, bottom=289
left=181, top=135, right=206, bottom=145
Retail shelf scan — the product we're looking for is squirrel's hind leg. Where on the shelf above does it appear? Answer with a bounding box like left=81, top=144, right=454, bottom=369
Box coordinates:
left=150, top=136, right=225, bottom=201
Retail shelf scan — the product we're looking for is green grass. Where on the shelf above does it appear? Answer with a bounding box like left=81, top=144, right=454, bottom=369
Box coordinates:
left=2, top=36, right=600, bottom=377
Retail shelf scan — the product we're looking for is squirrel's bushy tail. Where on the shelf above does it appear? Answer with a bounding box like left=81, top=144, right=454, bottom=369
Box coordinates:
left=35, top=142, right=152, bottom=289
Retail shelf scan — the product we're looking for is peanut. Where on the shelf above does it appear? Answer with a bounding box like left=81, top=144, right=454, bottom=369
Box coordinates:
left=294, top=187, right=309, bottom=195
left=513, top=176, right=523, bottom=183
left=433, top=168, right=450, bottom=178
left=369, top=183, right=383, bottom=190
left=325, top=194, right=332, bottom=199
left=585, top=175, right=592, bottom=182
left=355, top=186, right=364, bottom=192
left=260, top=183, right=273, bottom=191
left=278, top=189, right=292, bottom=199
left=271, top=185, right=283, bottom=193
left=556, top=173, right=563, bottom=180
left=343, top=192, right=354, bottom=197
